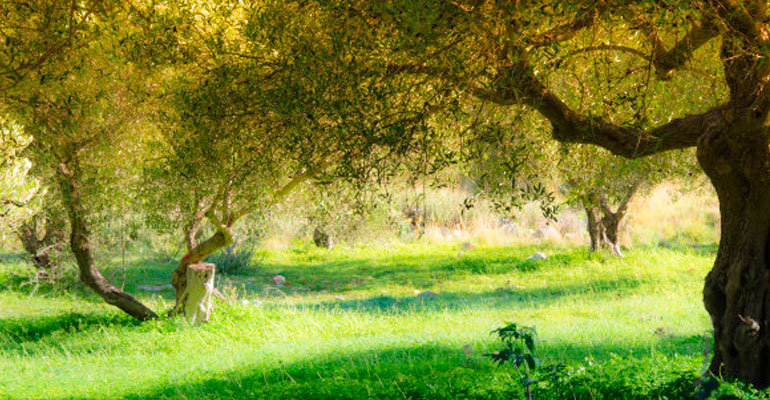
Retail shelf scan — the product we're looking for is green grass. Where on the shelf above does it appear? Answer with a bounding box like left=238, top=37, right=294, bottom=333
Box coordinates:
left=0, top=243, right=717, bottom=399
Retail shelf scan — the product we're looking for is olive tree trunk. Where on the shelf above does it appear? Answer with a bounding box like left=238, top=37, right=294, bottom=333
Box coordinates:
left=585, top=206, right=604, bottom=253
left=16, top=212, right=63, bottom=274
left=57, top=159, right=157, bottom=321
left=699, top=124, right=770, bottom=388
left=582, top=183, right=637, bottom=257
left=598, top=212, right=623, bottom=258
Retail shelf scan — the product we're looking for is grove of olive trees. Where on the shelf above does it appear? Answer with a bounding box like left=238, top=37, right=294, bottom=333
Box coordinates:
left=3, top=0, right=770, bottom=391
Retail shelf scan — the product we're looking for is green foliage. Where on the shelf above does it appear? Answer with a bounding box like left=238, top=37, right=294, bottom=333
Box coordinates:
left=204, top=242, right=259, bottom=276
left=697, top=377, right=770, bottom=400
left=488, top=322, right=541, bottom=398
left=534, top=354, right=697, bottom=400
left=488, top=322, right=573, bottom=400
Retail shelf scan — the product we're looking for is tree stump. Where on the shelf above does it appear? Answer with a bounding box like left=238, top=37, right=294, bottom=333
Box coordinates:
left=175, top=262, right=216, bottom=325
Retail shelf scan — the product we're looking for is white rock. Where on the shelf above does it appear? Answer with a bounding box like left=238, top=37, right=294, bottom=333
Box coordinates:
left=527, top=252, right=547, bottom=261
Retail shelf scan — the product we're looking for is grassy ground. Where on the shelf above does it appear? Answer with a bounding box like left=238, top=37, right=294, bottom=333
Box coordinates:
left=0, top=243, right=717, bottom=399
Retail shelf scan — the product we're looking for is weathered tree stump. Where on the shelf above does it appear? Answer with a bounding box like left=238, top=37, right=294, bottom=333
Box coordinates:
left=174, top=262, right=216, bottom=324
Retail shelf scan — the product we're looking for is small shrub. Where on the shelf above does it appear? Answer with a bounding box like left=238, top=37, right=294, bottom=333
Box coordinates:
left=205, top=243, right=258, bottom=275
left=697, top=377, right=770, bottom=400
left=487, top=322, right=566, bottom=400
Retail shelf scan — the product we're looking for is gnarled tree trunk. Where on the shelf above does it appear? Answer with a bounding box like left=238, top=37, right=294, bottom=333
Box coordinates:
left=16, top=212, right=64, bottom=274
left=599, top=211, right=623, bottom=257
left=698, top=121, right=770, bottom=388
left=585, top=205, right=603, bottom=252
left=582, top=183, right=637, bottom=257
left=58, top=159, right=157, bottom=321
left=183, top=197, right=208, bottom=252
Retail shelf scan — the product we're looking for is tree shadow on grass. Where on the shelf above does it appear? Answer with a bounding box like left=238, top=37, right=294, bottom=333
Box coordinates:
left=638, top=243, right=719, bottom=257
left=281, top=276, right=649, bottom=314
left=0, top=253, right=178, bottom=301
left=252, top=249, right=586, bottom=295
left=57, top=333, right=706, bottom=400
left=0, top=311, right=141, bottom=353
left=0, top=252, right=26, bottom=264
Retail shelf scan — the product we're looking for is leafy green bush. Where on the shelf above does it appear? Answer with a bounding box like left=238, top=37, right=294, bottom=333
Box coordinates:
left=205, top=243, right=258, bottom=276
left=697, top=377, right=770, bottom=400
left=537, top=355, right=696, bottom=400
left=488, top=322, right=567, bottom=400
left=487, top=322, right=700, bottom=400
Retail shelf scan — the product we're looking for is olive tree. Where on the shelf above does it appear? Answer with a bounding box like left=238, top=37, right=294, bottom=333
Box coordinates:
left=125, top=0, right=456, bottom=315
left=326, top=0, right=770, bottom=387
left=2, top=2, right=163, bottom=319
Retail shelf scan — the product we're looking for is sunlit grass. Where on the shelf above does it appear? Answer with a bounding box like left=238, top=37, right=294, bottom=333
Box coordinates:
left=0, top=243, right=714, bottom=399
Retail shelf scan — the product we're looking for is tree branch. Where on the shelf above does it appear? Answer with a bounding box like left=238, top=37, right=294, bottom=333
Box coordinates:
left=230, top=162, right=327, bottom=222
left=709, top=0, right=766, bottom=43
left=471, top=46, right=728, bottom=158
left=0, top=198, right=26, bottom=208
left=646, top=15, right=719, bottom=80
left=615, top=179, right=641, bottom=218
left=527, top=4, right=608, bottom=47
left=598, top=194, right=614, bottom=218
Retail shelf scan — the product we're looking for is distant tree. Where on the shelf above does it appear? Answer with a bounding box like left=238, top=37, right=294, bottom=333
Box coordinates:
left=2, top=3, right=161, bottom=319
left=0, top=119, right=67, bottom=278
left=562, top=147, right=669, bottom=257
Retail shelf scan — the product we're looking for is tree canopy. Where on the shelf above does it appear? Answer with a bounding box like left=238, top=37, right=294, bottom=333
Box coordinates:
left=3, top=0, right=770, bottom=389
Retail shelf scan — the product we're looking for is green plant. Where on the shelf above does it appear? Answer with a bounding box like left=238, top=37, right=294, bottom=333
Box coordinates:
left=695, top=376, right=770, bottom=400
left=488, top=322, right=562, bottom=400
left=204, top=242, right=258, bottom=276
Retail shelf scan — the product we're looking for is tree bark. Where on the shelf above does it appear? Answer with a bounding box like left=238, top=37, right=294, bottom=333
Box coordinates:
left=184, top=219, right=200, bottom=253
left=173, top=262, right=215, bottom=325
left=600, top=212, right=623, bottom=257
left=582, top=183, right=637, bottom=257
left=171, top=228, right=232, bottom=312
left=584, top=203, right=622, bottom=256
left=585, top=206, right=602, bottom=253
left=698, top=119, right=770, bottom=388
left=183, top=198, right=207, bottom=252
left=16, top=213, right=58, bottom=273
left=57, top=159, right=157, bottom=321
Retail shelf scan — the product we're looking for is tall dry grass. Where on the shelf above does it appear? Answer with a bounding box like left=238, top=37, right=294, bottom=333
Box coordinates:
left=256, top=179, right=720, bottom=251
